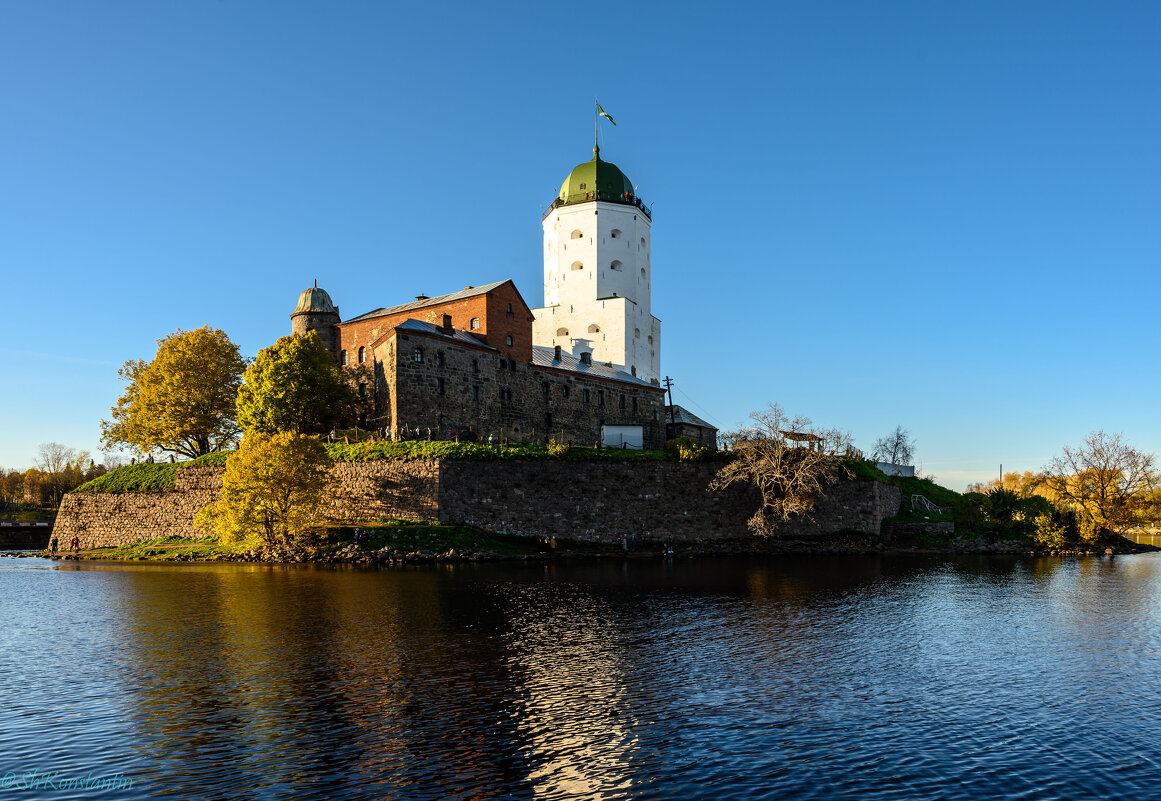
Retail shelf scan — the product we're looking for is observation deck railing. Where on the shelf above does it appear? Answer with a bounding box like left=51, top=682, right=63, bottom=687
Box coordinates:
left=543, top=191, right=652, bottom=221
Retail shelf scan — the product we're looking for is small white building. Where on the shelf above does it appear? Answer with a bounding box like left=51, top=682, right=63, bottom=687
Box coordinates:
left=532, top=145, right=661, bottom=386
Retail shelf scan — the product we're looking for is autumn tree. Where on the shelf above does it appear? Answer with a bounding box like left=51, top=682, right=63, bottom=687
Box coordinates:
left=1041, top=431, right=1159, bottom=535
left=101, top=327, right=246, bottom=460
left=711, top=403, right=852, bottom=536
left=33, top=443, right=101, bottom=505
left=871, top=425, right=915, bottom=465
left=194, top=432, right=331, bottom=547
left=236, top=331, right=356, bottom=435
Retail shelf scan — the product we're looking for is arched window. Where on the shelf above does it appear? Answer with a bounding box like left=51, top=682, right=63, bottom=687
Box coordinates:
left=357, top=346, right=366, bottom=364
left=587, top=323, right=600, bottom=334
left=340, top=350, right=348, bottom=366
left=556, top=327, right=569, bottom=337
left=640, top=268, right=646, bottom=279
left=610, top=229, right=622, bottom=239
left=470, top=317, right=480, bottom=330
left=648, top=335, right=654, bottom=345
left=634, top=328, right=641, bottom=338
left=571, top=261, right=584, bottom=271
left=610, top=260, right=623, bottom=271
left=570, top=230, right=583, bottom=239
left=640, top=237, right=647, bottom=250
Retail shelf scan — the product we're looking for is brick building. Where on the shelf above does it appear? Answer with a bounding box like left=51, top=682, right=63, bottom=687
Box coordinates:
left=289, top=144, right=673, bottom=448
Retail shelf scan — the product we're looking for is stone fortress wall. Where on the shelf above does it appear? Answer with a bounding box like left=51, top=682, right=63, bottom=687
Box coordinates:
left=52, top=460, right=901, bottom=550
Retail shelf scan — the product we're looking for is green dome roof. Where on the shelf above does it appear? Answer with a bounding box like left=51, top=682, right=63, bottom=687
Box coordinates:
left=558, top=146, right=634, bottom=204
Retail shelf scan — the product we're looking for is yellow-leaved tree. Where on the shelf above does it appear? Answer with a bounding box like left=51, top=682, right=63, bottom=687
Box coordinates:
left=101, top=327, right=246, bottom=459
left=195, top=432, right=331, bottom=547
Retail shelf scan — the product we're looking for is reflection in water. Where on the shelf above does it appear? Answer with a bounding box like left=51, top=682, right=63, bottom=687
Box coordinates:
left=5, top=554, right=1161, bottom=799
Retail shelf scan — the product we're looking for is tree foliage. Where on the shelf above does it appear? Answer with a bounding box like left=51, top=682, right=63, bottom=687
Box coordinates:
left=871, top=425, right=915, bottom=465
left=1041, top=430, right=1158, bottom=534
left=236, top=332, right=356, bottom=435
left=195, top=432, right=330, bottom=547
left=101, top=327, right=246, bottom=460
left=711, top=403, right=852, bottom=536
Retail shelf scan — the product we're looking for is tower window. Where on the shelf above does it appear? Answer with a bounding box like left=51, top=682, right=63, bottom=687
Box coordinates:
left=470, top=317, right=480, bottom=330
left=436, top=351, right=445, bottom=367
left=641, top=268, right=646, bottom=279
left=640, top=237, right=647, bottom=250
left=632, top=366, right=637, bottom=376
left=648, top=335, right=653, bottom=345
left=507, top=303, right=513, bottom=313
left=413, top=348, right=423, bottom=363
left=436, top=378, right=445, bottom=395
left=610, top=260, right=623, bottom=271
left=556, top=327, right=569, bottom=337
left=634, top=328, right=641, bottom=338
left=571, top=230, right=583, bottom=239
left=340, top=350, right=348, bottom=366
left=506, top=335, right=513, bottom=346
left=579, top=183, right=587, bottom=190
left=588, top=324, right=600, bottom=334
left=610, top=229, right=622, bottom=239
left=571, top=261, right=584, bottom=271
left=358, top=346, right=366, bottom=364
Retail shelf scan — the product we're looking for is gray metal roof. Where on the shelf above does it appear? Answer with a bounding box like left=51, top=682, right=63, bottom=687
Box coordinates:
left=665, top=405, right=717, bottom=430
left=346, top=280, right=511, bottom=324
left=395, top=319, right=496, bottom=349
left=531, top=346, right=658, bottom=389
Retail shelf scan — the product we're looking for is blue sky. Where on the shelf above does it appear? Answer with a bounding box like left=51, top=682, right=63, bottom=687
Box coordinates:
left=1, top=1, right=1158, bottom=489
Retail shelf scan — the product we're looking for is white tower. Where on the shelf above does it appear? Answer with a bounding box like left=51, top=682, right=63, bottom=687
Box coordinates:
left=532, top=145, right=661, bottom=384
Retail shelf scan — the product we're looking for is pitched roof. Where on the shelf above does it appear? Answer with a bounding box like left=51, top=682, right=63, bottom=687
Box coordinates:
left=345, top=280, right=513, bottom=324
left=665, top=405, right=717, bottom=430
left=531, top=346, right=658, bottom=389
left=393, top=319, right=497, bottom=349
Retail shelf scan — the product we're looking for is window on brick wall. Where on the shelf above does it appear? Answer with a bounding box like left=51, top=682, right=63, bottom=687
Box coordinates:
left=436, top=378, right=445, bottom=395
left=472, top=385, right=480, bottom=401
left=542, top=382, right=550, bottom=395
left=632, top=397, right=638, bottom=413
left=472, top=359, right=479, bottom=373
left=506, top=335, right=513, bottom=346
left=499, top=387, right=513, bottom=402
left=358, top=346, right=366, bottom=364
left=412, top=348, right=423, bottom=363
left=583, top=388, right=590, bottom=404
left=340, top=350, right=348, bottom=366
left=620, top=394, right=626, bottom=410
left=598, top=390, right=605, bottom=407
left=545, top=412, right=553, bottom=429
left=470, top=317, right=480, bottom=330
left=436, top=351, right=445, bottom=367
left=561, top=385, right=570, bottom=399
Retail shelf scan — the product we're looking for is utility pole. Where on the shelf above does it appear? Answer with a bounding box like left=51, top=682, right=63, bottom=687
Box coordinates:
left=663, top=376, right=677, bottom=438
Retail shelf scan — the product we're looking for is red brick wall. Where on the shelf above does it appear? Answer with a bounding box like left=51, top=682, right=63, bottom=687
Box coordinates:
left=335, top=282, right=534, bottom=365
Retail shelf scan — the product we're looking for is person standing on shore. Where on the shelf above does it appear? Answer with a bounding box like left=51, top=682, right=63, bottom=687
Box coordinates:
left=70, top=536, right=79, bottom=553
left=49, top=536, right=58, bottom=555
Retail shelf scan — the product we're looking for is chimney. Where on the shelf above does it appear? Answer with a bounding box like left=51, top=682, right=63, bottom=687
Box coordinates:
left=415, top=294, right=429, bottom=301
left=554, top=345, right=561, bottom=361
left=580, top=352, right=592, bottom=364
left=441, top=313, right=454, bottom=335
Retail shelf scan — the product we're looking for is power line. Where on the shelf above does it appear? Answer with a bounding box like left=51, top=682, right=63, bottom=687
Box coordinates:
left=673, top=386, right=727, bottom=429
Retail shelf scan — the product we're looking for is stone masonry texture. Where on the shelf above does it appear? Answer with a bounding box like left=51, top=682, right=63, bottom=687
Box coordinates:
left=52, top=460, right=901, bottom=549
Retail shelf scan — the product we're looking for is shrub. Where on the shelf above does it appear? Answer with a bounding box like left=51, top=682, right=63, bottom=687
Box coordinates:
left=1033, top=514, right=1067, bottom=548
left=664, top=436, right=708, bottom=462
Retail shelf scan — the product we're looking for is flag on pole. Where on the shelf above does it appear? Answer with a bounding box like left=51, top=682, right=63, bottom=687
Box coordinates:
left=597, top=103, right=616, bottom=126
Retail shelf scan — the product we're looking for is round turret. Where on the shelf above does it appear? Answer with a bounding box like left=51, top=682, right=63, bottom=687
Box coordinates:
left=291, top=282, right=341, bottom=358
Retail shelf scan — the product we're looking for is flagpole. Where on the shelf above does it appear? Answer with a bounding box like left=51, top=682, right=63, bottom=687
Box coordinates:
left=594, top=98, right=598, bottom=153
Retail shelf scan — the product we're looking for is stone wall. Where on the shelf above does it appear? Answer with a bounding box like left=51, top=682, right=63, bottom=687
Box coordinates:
left=53, top=466, right=222, bottom=548
left=51, top=459, right=902, bottom=549
left=437, top=460, right=901, bottom=542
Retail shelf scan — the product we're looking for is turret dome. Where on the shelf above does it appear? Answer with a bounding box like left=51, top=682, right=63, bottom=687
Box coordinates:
left=293, top=284, right=338, bottom=316
left=557, top=146, right=635, bottom=205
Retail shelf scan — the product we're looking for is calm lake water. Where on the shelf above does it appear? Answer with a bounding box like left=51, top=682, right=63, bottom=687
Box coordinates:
left=4, top=554, right=1161, bottom=800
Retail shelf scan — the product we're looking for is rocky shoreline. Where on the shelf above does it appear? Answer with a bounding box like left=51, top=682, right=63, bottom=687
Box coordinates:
left=3, top=534, right=1155, bottom=565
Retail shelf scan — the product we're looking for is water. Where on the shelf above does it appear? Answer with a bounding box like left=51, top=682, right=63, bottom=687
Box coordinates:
left=4, top=554, right=1161, bottom=800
